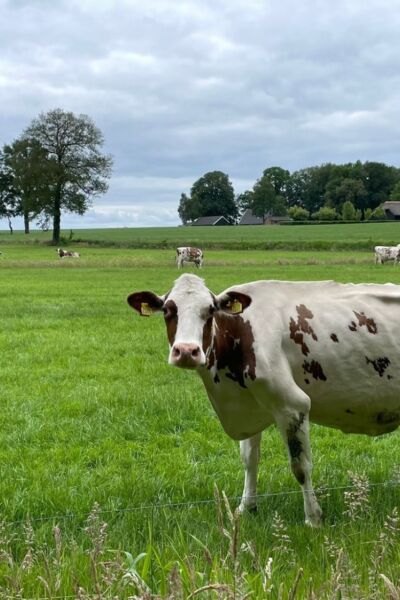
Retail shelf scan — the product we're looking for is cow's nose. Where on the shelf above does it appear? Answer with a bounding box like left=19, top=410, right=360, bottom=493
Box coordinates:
left=171, top=343, right=202, bottom=368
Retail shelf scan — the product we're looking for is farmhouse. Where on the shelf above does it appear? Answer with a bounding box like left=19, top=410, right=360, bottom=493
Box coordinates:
left=382, top=201, right=400, bottom=220
left=191, top=215, right=230, bottom=226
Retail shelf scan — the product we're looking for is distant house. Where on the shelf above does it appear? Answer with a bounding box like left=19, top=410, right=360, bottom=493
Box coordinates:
left=238, top=208, right=291, bottom=225
left=382, top=201, right=400, bottom=220
left=191, top=215, right=230, bottom=226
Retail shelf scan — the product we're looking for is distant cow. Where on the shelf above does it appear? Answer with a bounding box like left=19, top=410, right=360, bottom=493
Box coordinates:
left=374, top=245, right=400, bottom=265
left=57, top=248, right=80, bottom=258
left=176, top=247, right=203, bottom=269
left=128, top=274, right=400, bottom=526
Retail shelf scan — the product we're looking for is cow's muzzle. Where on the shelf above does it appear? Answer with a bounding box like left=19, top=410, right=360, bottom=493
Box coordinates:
left=170, top=343, right=204, bottom=368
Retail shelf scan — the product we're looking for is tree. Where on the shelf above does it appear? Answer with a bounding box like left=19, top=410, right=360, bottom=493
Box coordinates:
left=236, top=190, right=254, bottom=217
left=0, top=149, right=17, bottom=233
left=251, top=173, right=288, bottom=220
left=24, top=108, right=112, bottom=243
left=389, top=182, right=400, bottom=201
left=261, top=166, right=291, bottom=198
left=179, top=171, right=237, bottom=224
left=3, top=138, right=54, bottom=234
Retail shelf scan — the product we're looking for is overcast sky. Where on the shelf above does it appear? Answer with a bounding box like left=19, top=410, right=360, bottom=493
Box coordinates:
left=1, top=0, right=400, bottom=230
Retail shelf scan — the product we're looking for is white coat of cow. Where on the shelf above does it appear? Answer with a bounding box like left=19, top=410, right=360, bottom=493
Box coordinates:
left=127, top=274, right=400, bottom=526
left=57, top=248, right=80, bottom=258
left=374, top=244, right=400, bottom=264
left=176, top=247, right=203, bottom=269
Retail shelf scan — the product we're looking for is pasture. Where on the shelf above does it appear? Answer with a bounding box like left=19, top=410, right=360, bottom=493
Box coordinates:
left=0, top=241, right=400, bottom=598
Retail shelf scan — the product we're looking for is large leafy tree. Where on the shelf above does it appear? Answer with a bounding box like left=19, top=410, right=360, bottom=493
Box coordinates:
left=261, top=166, right=291, bottom=198
left=24, top=108, right=113, bottom=243
left=3, top=138, right=54, bottom=234
left=179, top=171, right=237, bottom=224
left=251, top=172, right=288, bottom=220
left=0, top=150, right=17, bottom=233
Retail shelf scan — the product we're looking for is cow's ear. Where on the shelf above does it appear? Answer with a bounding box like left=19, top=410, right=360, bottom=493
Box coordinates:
left=217, top=291, right=252, bottom=315
left=127, top=291, right=164, bottom=317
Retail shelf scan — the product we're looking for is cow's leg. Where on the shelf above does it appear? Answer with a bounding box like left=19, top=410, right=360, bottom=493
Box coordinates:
left=276, top=410, right=323, bottom=527
left=238, top=432, right=262, bottom=513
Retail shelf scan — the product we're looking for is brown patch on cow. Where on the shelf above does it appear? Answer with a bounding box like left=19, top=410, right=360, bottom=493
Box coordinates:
left=287, top=413, right=306, bottom=484
left=302, top=359, right=327, bottom=381
left=127, top=290, right=164, bottom=316
left=348, top=321, right=357, bottom=331
left=208, top=313, right=256, bottom=388
left=354, top=311, right=377, bottom=334
left=330, top=333, right=339, bottom=343
left=163, top=299, right=178, bottom=345
left=376, top=411, right=400, bottom=425
left=365, top=356, right=390, bottom=377
left=289, top=304, right=317, bottom=356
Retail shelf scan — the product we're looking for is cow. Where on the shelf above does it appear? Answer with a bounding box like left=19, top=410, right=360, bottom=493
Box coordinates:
left=374, top=244, right=400, bottom=265
left=57, top=248, right=80, bottom=258
left=176, top=247, right=203, bottom=269
left=127, top=274, right=400, bottom=527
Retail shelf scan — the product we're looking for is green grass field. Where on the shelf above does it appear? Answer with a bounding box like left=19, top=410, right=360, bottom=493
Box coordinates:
left=2, top=219, right=400, bottom=250
left=0, top=239, right=400, bottom=598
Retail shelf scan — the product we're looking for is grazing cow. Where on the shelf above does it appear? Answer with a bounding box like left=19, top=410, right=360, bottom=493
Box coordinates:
left=374, top=245, right=400, bottom=265
left=127, top=275, right=400, bottom=526
left=57, top=248, right=80, bottom=258
left=176, top=247, right=203, bottom=269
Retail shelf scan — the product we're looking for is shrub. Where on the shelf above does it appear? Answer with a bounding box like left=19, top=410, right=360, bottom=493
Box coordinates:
left=312, top=207, right=339, bottom=221
left=288, top=206, right=309, bottom=221
left=341, top=201, right=356, bottom=221
left=371, top=206, right=386, bottom=220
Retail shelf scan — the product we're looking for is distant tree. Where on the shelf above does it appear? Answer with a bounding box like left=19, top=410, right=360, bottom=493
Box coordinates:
left=236, top=190, right=254, bottom=218
left=179, top=171, right=237, bottom=224
left=177, top=193, right=200, bottom=224
left=261, top=166, right=291, bottom=198
left=23, top=108, right=112, bottom=244
left=0, top=150, right=17, bottom=233
left=325, top=177, right=367, bottom=214
left=251, top=173, right=288, bottom=221
left=3, top=138, right=54, bottom=234
left=362, top=162, right=399, bottom=210
left=288, top=206, right=309, bottom=221
left=389, top=182, right=400, bottom=201
left=364, top=207, right=373, bottom=220
left=312, top=206, right=339, bottom=221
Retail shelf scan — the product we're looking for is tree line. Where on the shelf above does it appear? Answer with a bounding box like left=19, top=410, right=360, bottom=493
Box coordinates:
left=0, top=108, right=112, bottom=243
left=178, top=163, right=400, bottom=224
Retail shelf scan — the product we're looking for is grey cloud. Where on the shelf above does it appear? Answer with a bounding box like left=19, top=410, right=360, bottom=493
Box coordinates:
left=1, top=0, right=400, bottom=229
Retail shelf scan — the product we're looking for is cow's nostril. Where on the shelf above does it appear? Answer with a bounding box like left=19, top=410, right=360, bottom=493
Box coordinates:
left=173, top=347, right=181, bottom=357
left=192, top=347, right=200, bottom=357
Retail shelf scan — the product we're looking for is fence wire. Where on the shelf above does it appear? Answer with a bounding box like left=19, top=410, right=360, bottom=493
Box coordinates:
left=2, top=478, right=399, bottom=527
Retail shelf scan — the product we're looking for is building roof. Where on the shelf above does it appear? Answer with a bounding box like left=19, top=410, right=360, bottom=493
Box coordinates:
left=238, top=209, right=264, bottom=225
left=382, top=201, right=400, bottom=216
left=191, top=215, right=230, bottom=226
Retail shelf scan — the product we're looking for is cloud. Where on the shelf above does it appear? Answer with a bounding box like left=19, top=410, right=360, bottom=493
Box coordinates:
left=1, top=0, right=400, bottom=229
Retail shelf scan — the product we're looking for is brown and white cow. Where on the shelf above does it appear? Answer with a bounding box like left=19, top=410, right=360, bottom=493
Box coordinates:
left=57, top=248, right=80, bottom=258
left=127, top=274, right=400, bottom=526
left=176, top=247, right=203, bottom=269
left=374, top=245, right=400, bottom=265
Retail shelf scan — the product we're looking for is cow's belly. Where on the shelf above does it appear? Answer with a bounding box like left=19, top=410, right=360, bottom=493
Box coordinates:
left=292, top=357, right=400, bottom=435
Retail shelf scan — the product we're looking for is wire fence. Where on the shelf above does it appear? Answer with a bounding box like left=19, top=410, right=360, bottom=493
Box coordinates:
left=3, top=478, right=400, bottom=527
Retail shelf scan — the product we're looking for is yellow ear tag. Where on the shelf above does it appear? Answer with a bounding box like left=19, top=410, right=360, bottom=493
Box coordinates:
left=141, top=302, right=155, bottom=316
left=228, top=299, right=242, bottom=314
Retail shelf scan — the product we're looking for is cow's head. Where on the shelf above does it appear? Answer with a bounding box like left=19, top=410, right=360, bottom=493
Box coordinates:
left=127, top=274, right=251, bottom=369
